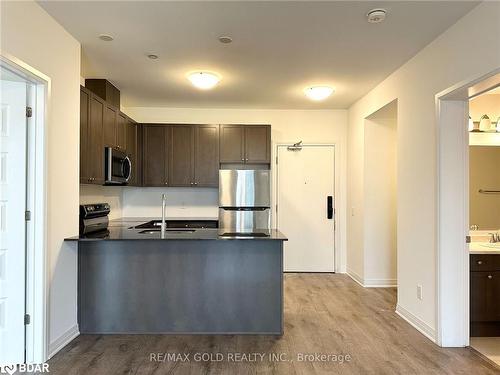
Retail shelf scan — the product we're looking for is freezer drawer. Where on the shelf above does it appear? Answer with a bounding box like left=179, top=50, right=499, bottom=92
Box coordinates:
left=219, top=169, right=270, bottom=207
left=219, top=208, right=271, bottom=231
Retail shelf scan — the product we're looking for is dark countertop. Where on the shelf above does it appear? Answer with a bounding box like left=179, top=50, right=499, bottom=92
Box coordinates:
left=66, top=217, right=287, bottom=241
left=107, top=217, right=219, bottom=227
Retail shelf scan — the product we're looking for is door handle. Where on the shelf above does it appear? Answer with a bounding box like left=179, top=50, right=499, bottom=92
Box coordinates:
left=327, top=196, right=333, bottom=219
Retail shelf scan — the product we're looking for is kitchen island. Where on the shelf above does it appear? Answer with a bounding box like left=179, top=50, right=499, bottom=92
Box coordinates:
left=65, top=219, right=287, bottom=335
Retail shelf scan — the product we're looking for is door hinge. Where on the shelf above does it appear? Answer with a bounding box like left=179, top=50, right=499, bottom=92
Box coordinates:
left=26, top=106, right=33, bottom=118
left=25, top=210, right=31, bottom=221
left=275, top=156, right=278, bottom=164
left=24, top=314, right=30, bottom=325
left=276, top=204, right=278, bottom=213
left=466, top=235, right=471, bottom=244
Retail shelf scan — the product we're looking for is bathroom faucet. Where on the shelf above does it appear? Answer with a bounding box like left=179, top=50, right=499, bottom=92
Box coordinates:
left=161, top=193, right=167, bottom=238
left=488, top=232, right=500, bottom=243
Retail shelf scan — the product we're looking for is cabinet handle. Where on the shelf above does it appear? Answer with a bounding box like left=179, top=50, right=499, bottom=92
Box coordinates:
left=165, top=181, right=168, bottom=185
left=488, top=275, right=493, bottom=279
left=194, top=182, right=198, bottom=185
left=477, top=260, right=483, bottom=265
left=190, top=182, right=194, bottom=185
left=246, top=158, right=249, bottom=161
left=241, top=158, right=244, bottom=162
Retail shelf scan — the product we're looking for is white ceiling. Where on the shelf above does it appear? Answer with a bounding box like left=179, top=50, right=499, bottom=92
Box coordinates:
left=39, top=1, right=478, bottom=109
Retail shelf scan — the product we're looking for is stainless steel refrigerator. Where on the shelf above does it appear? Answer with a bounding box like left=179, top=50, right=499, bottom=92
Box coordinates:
left=219, top=169, right=271, bottom=232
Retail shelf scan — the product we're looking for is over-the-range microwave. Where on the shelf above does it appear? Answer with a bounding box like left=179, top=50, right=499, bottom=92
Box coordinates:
left=105, top=147, right=131, bottom=185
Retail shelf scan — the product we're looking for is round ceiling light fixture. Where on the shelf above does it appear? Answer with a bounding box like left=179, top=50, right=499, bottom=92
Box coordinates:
left=98, top=34, right=114, bottom=41
left=304, top=86, right=334, bottom=101
left=187, top=71, right=221, bottom=90
left=366, top=9, right=387, bottom=23
left=147, top=54, right=159, bottom=60
left=218, top=36, right=233, bottom=44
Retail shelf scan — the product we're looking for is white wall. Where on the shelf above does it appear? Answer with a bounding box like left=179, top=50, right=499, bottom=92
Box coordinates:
left=347, top=1, right=500, bottom=341
left=79, top=185, right=123, bottom=220
left=363, top=108, right=397, bottom=286
left=0, top=1, right=80, bottom=356
left=122, top=107, right=348, bottom=270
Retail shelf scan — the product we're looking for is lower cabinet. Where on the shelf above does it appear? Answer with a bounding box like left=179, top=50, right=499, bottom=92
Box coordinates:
left=470, top=254, right=500, bottom=336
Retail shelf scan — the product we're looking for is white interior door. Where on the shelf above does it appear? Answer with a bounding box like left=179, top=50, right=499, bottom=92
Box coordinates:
left=277, top=145, right=335, bottom=272
left=0, top=67, right=28, bottom=364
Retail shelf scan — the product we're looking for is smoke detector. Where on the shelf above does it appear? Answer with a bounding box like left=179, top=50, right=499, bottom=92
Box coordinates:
left=98, top=34, right=114, bottom=41
left=366, top=9, right=387, bottom=24
left=218, top=36, right=233, bottom=44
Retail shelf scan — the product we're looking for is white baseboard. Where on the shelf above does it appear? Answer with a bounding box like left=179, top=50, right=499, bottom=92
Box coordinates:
left=346, top=268, right=364, bottom=286
left=396, top=304, right=436, bottom=343
left=48, top=324, right=79, bottom=359
left=346, top=268, right=397, bottom=287
left=363, top=278, right=397, bottom=288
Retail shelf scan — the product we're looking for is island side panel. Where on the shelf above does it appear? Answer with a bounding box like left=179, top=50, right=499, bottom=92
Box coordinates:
left=78, top=240, right=283, bottom=334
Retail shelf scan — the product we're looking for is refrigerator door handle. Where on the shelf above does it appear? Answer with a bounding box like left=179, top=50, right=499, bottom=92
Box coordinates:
left=327, top=196, right=333, bottom=219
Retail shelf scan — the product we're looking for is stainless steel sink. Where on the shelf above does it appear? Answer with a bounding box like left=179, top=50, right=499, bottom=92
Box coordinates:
left=138, top=229, right=196, bottom=234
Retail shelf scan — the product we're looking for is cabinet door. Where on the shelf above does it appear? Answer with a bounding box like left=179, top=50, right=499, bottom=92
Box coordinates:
left=80, top=88, right=91, bottom=183
left=103, top=104, right=117, bottom=147
left=220, top=125, right=244, bottom=163
left=88, top=95, right=104, bottom=184
left=194, top=125, right=219, bottom=187
left=244, top=125, right=270, bottom=163
left=470, top=271, right=500, bottom=322
left=169, top=125, right=194, bottom=187
left=143, top=125, right=168, bottom=186
left=116, top=113, right=127, bottom=150
left=125, top=120, right=137, bottom=185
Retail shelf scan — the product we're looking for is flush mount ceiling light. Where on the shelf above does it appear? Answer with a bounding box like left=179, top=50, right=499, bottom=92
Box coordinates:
left=147, top=54, right=159, bottom=60
left=366, top=9, right=387, bottom=23
left=187, top=71, right=221, bottom=90
left=304, top=86, right=334, bottom=101
left=98, top=34, right=114, bottom=41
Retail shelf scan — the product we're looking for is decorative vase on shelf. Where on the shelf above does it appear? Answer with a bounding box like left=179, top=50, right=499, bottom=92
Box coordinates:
left=479, top=114, right=491, bottom=132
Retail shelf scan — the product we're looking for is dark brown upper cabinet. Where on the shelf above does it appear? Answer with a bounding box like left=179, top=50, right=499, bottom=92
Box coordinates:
left=220, top=125, right=270, bottom=164
left=169, top=125, right=194, bottom=187
left=80, top=87, right=91, bottom=184
left=83, top=90, right=105, bottom=185
left=85, top=79, right=120, bottom=108
left=220, top=125, right=244, bottom=163
left=244, top=125, right=270, bottom=163
left=142, top=124, right=220, bottom=187
left=125, top=120, right=138, bottom=186
left=194, top=125, right=220, bottom=187
left=103, top=104, right=117, bottom=148
left=143, top=124, right=169, bottom=187
left=116, top=113, right=127, bottom=151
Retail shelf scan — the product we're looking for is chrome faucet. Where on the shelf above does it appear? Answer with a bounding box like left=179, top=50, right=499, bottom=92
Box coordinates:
left=488, top=232, right=500, bottom=243
left=161, top=193, right=167, bottom=238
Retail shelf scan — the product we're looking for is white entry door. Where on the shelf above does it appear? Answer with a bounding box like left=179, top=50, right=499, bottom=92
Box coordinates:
left=277, top=145, right=335, bottom=272
left=0, top=66, right=28, bottom=364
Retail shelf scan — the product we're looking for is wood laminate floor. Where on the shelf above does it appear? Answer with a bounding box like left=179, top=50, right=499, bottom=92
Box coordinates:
left=47, top=274, right=499, bottom=374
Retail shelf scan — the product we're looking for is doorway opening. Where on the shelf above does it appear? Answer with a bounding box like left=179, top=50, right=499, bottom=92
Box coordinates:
left=0, top=56, right=48, bottom=364
left=276, top=144, right=336, bottom=272
left=363, top=100, right=398, bottom=288
left=467, top=86, right=500, bottom=365
left=436, top=69, right=500, bottom=349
